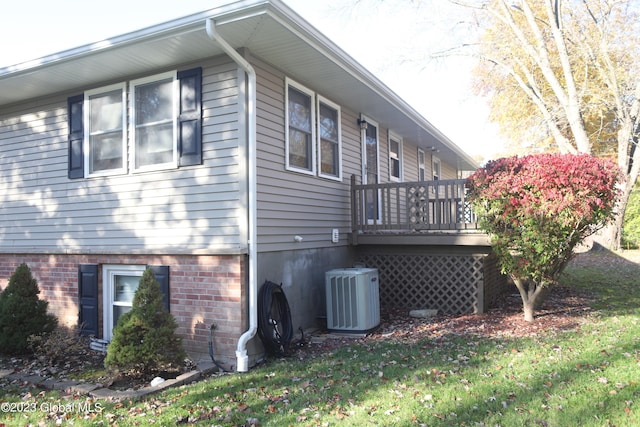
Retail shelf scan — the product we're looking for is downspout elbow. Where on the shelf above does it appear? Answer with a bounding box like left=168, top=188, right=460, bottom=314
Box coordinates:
left=205, top=18, right=256, bottom=77
left=206, top=18, right=258, bottom=373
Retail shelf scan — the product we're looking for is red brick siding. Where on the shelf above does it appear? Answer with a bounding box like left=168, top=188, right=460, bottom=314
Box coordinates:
left=0, top=254, right=246, bottom=362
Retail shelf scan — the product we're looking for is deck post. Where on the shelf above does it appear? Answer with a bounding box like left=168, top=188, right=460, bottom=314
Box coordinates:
left=351, top=174, right=359, bottom=245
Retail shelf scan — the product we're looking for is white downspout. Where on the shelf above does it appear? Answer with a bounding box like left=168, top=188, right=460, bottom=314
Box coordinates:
left=205, top=18, right=257, bottom=372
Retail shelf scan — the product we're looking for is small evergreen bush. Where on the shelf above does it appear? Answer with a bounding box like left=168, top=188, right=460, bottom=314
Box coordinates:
left=104, top=268, right=186, bottom=376
left=0, top=263, right=58, bottom=354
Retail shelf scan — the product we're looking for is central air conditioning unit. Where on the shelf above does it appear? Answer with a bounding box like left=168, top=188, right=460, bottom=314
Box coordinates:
left=325, top=268, right=380, bottom=333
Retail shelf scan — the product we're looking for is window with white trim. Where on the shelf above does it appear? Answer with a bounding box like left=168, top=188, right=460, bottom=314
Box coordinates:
left=285, top=78, right=342, bottom=180
left=286, top=80, right=315, bottom=174
left=389, top=132, right=403, bottom=181
left=433, top=155, right=441, bottom=181
left=68, top=67, right=202, bottom=179
left=85, top=83, right=127, bottom=176
left=131, top=72, right=178, bottom=171
left=318, top=96, right=342, bottom=180
left=102, top=264, right=145, bottom=341
left=417, top=148, right=426, bottom=181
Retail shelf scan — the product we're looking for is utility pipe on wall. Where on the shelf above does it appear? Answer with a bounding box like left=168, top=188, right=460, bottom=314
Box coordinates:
left=205, top=18, right=257, bottom=372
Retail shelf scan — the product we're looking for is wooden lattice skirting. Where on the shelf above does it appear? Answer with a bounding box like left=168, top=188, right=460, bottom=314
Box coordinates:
left=356, top=252, right=508, bottom=315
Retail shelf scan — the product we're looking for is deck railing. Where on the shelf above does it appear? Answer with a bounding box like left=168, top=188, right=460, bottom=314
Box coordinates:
left=351, top=176, right=479, bottom=233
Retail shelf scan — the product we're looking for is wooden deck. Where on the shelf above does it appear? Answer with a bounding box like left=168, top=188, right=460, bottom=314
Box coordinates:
left=350, top=176, right=491, bottom=246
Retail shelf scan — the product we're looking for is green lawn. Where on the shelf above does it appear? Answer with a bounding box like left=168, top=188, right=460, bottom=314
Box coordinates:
left=1, top=251, right=638, bottom=426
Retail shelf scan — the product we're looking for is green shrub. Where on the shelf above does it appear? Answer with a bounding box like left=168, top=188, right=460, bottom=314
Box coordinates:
left=0, top=263, right=58, bottom=354
left=104, top=268, right=186, bottom=376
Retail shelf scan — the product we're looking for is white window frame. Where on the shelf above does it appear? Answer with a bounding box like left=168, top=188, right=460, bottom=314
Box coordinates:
left=432, top=155, right=442, bottom=181
left=285, top=78, right=316, bottom=175
left=102, top=264, right=146, bottom=341
left=317, top=95, right=342, bottom=181
left=130, top=71, right=179, bottom=173
left=388, top=131, right=403, bottom=182
left=417, top=148, right=426, bottom=181
left=84, top=83, right=127, bottom=177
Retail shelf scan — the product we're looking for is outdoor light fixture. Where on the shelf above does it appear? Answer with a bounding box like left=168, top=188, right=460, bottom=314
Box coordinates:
left=357, top=118, right=368, bottom=130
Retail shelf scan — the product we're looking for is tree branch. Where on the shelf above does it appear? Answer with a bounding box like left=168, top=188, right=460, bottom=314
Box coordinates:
left=480, top=52, right=577, bottom=154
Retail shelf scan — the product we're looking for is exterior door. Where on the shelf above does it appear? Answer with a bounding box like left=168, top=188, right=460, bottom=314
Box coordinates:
left=361, top=116, right=380, bottom=223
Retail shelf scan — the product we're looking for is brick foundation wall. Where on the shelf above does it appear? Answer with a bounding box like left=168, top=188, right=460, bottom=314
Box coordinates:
left=0, top=253, right=246, bottom=365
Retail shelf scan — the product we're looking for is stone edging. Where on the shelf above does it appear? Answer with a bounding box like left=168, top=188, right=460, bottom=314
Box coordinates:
left=0, top=362, right=219, bottom=400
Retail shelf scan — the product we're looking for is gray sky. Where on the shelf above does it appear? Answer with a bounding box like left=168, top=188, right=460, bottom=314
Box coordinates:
left=1, top=0, right=503, bottom=161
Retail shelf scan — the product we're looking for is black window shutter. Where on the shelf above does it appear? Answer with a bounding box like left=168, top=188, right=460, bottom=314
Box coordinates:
left=177, top=67, right=203, bottom=167
left=68, top=94, right=84, bottom=179
left=148, top=265, right=170, bottom=311
left=78, top=264, right=99, bottom=336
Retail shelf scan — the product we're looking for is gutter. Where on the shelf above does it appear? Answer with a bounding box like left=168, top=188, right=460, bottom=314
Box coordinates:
left=205, top=18, right=258, bottom=373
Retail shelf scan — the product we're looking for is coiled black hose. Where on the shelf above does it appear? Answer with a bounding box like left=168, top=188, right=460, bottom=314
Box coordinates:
left=208, top=324, right=231, bottom=372
left=257, top=280, right=293, bottom=357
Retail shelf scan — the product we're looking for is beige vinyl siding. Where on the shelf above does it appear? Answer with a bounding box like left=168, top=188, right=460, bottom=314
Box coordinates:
left=254, top=56, right=358, bottom=253
left=380, top=132, right=461, bottom=182
left=341, top=108, right=366, bottom=181
left=440, top=157, right=458, bottom=179
left=0, top=57, right=245, bottom=255
left=377, top=127, right=390, bottom=183
left=252, top=54, right=461, bottom=253
left=402, top=144, right=419, bottom=182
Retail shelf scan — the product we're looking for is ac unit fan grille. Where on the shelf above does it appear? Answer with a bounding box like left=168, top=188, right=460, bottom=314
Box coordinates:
left=325, top=268, right=380, bottom=332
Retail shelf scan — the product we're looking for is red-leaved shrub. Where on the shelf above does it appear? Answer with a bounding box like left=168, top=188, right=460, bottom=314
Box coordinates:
left=466, top=153, right=621, bottom=321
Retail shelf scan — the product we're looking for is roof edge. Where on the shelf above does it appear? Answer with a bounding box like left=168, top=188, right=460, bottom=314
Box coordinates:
left=262, top=1, right=478, bottom=169
left=0, top=0, right=271, bottom=77
left=0, top=0, right=478, bottom=170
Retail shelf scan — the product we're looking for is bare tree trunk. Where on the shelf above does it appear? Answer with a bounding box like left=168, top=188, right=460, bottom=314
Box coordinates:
left=522, top=300, right=535, bottom=323
left=597, top=217, right=623, bottom=251
left=593, top=182, right=632, bottom=250
left=512, top=276, right=547, bottom=322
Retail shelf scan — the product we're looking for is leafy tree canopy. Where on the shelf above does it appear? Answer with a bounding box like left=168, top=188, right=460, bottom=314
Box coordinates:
left=466, top=0, right=640, bottom=248
left=467, top=153, right=621, bottom=321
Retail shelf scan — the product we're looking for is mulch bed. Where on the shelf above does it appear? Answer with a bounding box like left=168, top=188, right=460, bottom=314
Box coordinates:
left=2, top=283, right=590, bottom=391
left=294, top=250, right=640, bottom=358
left=293, top=281, right=594, bottom=359
left=0, top=341, right=104, bottom=382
